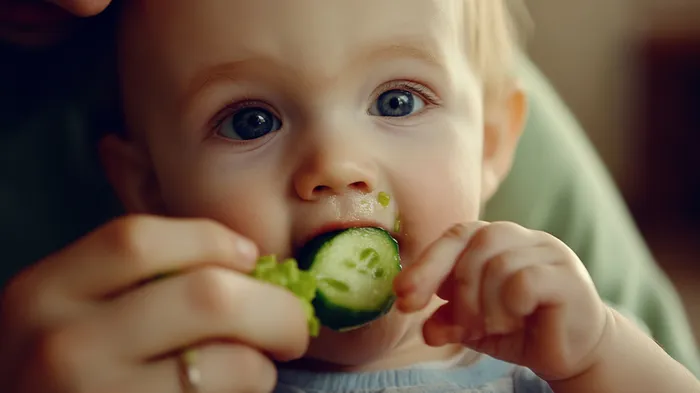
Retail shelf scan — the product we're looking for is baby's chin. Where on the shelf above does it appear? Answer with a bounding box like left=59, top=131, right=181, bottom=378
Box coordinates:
left=294, top=306, right=431, bottom=371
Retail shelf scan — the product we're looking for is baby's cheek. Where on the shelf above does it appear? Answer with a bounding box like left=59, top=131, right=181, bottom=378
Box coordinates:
left=395, top=164, right=481, bottom=263
left=159, top=171, right=292, bottom=255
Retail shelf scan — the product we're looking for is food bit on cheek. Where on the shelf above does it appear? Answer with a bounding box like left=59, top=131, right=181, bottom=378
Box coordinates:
left=377, top=191, right=391, bottom=208
left=394, top=213, right=401, bottom=233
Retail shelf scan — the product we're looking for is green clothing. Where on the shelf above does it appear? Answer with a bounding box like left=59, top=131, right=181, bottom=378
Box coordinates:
left=1, top=34, right=698, bottom=375
left=483, top=60, right=699, bottom=375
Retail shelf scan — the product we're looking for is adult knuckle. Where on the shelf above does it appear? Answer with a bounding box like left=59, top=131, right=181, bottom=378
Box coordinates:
left=1, top=273, right=38, bottom=324
left=1, top=270, right=71, bottom=351
left=184, top=268, right=235, bottom=317
left=33, top=327, right=88, bottom=390
left=105, top=215, right=158, bottom=264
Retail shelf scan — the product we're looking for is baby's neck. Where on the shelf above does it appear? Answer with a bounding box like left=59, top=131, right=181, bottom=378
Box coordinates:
left=286, top=340, right=475, bottom=373
left=352, top=341, right=474, bottom=372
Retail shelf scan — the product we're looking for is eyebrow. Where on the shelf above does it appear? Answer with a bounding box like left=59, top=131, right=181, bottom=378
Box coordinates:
left=180, top=39, right=445, bottom=110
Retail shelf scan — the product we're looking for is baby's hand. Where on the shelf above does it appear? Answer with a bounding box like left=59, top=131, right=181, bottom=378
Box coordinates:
left=394, top=221, right=611, bottom=381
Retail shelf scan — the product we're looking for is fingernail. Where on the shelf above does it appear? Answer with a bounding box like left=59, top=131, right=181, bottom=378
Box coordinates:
left=237, top=238, right=258, bottom=261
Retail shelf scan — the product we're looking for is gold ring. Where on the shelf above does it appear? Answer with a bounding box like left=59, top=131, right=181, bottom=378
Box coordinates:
left=177, top=350, right=201, bottom=393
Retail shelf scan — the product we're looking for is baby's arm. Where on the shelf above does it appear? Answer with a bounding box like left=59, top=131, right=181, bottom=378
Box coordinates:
left=549, top=307, right=700, bottom=393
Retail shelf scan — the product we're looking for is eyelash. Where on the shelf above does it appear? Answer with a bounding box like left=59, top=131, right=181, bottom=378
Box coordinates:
left=371, top=80, right=441, bottom=107
left=208, top=98, right=277, bottom=133
left=207, top=80, right=441, bottom=134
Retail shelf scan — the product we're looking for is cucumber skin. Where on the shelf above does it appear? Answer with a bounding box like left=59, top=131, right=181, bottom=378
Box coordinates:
left=313, top=290, right=396, bottom=331
left=296, top=227, right=401, bottom=331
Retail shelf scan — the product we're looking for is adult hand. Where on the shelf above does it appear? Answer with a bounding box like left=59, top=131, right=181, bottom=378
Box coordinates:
left=0, top=215, right=310, bottom=393
left=0, top=0, right=112, bottom=46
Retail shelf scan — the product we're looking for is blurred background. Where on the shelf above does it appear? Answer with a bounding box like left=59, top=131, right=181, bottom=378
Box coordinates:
left=525, top=0, right=700, bottom=340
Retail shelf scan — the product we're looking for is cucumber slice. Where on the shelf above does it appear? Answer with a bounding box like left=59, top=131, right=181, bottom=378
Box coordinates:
left=297, top=227, right=401, bottom=331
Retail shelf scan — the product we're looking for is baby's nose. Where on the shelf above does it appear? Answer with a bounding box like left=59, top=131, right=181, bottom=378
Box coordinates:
left=294, top=158, right=377, bottom=201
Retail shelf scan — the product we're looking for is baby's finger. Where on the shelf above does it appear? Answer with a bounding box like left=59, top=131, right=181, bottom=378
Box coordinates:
left=394, top=222, right=489, bottom=312
left=453, top=221, right=538, bottom=316
left=501, top=263, right=570, bottom=318
left=99, top=267, right=309, bottom=363
left=125, top=343, right=277, bottom=393
left=423, top=302, right=460, bottom=346
left=53, top=215, right=259, bottom=299
left=479, top=246, right=561, bottom=335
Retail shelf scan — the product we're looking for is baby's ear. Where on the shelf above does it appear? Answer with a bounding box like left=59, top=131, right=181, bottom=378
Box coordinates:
left=99, top=134, right=166, bottom=214
left=481, top=83, right=528, bottom=202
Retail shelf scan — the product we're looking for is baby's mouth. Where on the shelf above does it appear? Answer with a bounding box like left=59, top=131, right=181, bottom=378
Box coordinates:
left=292, top=219, right=397, bottom=260
left=292, top=225, right=402, bottom=333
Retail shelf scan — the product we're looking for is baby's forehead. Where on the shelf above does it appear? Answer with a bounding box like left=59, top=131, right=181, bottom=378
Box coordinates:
left=116, top=0, right=480, bottom=126
left=119, top=0, right=468, bottom=77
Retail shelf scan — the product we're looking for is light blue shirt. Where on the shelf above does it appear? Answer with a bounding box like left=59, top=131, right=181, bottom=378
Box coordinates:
left=275, top=356, right=553, bottom=393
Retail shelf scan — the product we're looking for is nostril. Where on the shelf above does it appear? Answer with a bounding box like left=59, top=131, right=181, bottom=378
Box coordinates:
left=349, top=181, right=370, bottom=193
left=313, top=185, right=331, bottom=194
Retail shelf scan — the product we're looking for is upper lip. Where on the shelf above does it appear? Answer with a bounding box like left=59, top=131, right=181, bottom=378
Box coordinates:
left=294, top=219, right=395, bottom=253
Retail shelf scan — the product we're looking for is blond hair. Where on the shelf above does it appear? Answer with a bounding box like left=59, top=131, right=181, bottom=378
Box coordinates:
left=464, top=0, right=530, bottom=100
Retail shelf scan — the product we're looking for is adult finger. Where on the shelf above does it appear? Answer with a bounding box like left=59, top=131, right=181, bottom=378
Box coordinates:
left=126, top=344, right=277, bottom=393
left=100, top=267, right=309, bottom=362
left=45, top=215, right=259, bottom=300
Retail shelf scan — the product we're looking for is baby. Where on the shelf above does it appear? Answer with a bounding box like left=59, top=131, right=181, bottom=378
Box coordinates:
left=98, top=0, right=699, bottom=392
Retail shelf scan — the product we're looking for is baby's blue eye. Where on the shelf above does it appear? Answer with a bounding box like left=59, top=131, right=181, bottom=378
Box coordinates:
left=218, top=107, right=282, bottom=140
left=370, top=89, right=426, bottom=117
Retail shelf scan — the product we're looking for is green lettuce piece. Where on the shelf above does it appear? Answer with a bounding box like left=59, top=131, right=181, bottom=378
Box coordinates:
left=251, top=255, right=320, bottom=337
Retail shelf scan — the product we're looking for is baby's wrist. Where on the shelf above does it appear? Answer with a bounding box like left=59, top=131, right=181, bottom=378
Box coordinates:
left=546, top=305, right=622, bottom=387
left=546, top=303, right=617, bottom=383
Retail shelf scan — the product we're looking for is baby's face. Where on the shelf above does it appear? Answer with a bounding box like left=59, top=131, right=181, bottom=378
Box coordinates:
left=109, top=0, right=524, bottom=366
